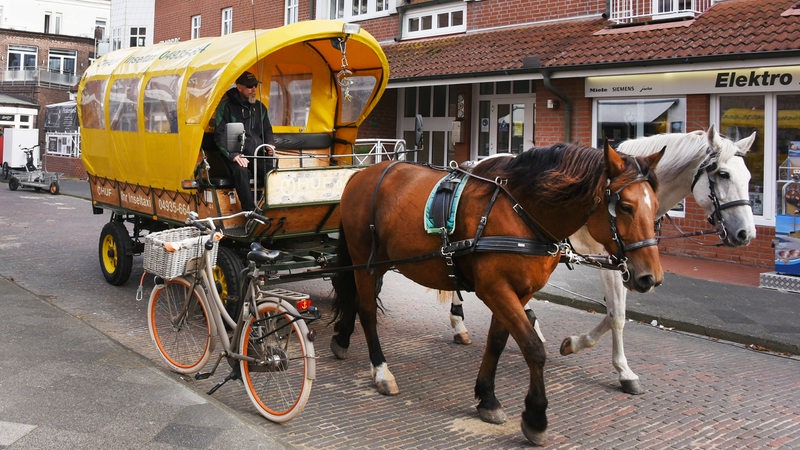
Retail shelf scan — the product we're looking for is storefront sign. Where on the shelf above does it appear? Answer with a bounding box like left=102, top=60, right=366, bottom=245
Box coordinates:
left=586, top=65, right=800, bottom=97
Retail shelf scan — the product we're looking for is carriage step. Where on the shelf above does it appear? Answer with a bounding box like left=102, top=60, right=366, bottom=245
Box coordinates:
left=259, top=287, right=310, bottom=301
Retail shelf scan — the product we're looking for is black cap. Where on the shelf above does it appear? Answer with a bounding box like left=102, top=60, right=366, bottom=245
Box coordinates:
left=236, top=71, right=258, bottom=88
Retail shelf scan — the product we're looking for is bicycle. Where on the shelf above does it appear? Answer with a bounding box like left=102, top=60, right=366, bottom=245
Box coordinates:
left=142, top=210, right=320, bottom=422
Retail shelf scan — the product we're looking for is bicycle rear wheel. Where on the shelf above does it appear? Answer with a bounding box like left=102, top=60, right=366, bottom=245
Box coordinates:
left=239, top=300, right=314, bottom=422
left=148, top=278, right=214, bottom=374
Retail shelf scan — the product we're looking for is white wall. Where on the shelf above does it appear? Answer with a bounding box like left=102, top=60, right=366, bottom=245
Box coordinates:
left=109, top=0, right=154, bottom=50
left=0, top=0, right=110, bottom=38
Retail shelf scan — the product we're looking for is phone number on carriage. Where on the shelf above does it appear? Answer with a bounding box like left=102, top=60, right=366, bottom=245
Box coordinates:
left=157, top=198, right=192, bottom=216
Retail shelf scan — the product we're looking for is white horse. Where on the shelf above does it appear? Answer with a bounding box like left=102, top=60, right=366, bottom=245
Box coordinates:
left=448, top=125, right=757, bottom=394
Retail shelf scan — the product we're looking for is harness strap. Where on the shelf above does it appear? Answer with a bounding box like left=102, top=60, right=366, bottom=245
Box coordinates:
left=367, top=161, right=404, bottom=270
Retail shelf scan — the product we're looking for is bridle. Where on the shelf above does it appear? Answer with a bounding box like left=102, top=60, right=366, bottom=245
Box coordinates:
left=601, top=157, right=659, bottom=279
left=690, top=149, right=751, bottom=243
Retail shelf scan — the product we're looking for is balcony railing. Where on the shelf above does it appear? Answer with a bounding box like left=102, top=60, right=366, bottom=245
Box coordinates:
left=0, top=69, right=80, bottom=88
left=609, top=0, right=715, bottom=24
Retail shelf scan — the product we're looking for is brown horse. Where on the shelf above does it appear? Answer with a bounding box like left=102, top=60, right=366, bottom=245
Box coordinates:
left=329, top=142, right=664, bottom=446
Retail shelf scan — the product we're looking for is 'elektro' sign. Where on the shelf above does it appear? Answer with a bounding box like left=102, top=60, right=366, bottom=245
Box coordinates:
left=586, top=66, right=800, bottom=97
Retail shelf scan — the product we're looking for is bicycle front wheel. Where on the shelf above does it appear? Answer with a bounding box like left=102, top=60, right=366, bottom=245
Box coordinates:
left=239, top=300, right=314, bottom=423
left=148, top=278, right=214, bottom=374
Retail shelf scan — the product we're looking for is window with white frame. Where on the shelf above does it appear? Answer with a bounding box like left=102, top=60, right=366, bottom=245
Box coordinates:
left=191, top=15, right=201, bottom=39
left=8, top=45, right=37, bottom=71
left=221, top=7, right=233, bottom=35
left=130, top=27, right=146, bottom=47
left=403, top=4, right=466, bottom=40
left=48, top=49, right=76, bottom=75
left=286, top=0, right=298, bottom=25
left=327, top=0, right=393, bottom=20
left=95, top=19, right=107, bottom=40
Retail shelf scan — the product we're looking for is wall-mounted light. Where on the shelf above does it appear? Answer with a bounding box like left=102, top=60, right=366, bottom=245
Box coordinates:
left=547, top=99, right=559, bottom=110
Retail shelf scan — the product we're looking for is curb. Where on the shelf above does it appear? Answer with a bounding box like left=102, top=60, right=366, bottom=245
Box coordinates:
left=537, top=291, right=800, bottom=356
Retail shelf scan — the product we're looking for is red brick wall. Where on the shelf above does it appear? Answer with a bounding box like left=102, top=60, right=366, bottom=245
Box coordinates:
left=533, top=77, right=592, bottom=146
left=468, top=0, right=605, bottom=29
left=43, top=155, right=87, bottom=179
left=359, top=88, right=397, bottom=139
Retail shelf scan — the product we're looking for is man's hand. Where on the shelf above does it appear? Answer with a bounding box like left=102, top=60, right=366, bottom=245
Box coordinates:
left=232, top=153, right=248, bottom=167
left=265, top=144, right=276, bottom=156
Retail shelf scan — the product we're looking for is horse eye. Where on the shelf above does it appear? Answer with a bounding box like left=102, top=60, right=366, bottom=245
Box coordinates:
left=619, top=203, right=634, bottom=214
left=717, top=171, right=730, bottom=180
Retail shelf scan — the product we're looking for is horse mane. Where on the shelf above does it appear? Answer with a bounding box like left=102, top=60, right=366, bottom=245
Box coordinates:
left=472, top=143, right=608, bottom=207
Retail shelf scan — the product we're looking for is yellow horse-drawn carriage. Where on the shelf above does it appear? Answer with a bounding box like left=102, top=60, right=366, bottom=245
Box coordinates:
left=78, top=21, right=391, bottom=301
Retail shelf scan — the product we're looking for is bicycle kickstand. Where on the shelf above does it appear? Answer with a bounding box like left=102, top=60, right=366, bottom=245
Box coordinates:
left=207, top=368, right=240, bottom=395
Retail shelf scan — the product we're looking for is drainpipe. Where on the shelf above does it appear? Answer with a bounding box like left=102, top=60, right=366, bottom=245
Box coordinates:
left=541, top=69, right=573, bottom=143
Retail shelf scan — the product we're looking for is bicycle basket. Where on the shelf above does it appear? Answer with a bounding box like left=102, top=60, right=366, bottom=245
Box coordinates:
left=143, top=227, right=219, bottom=279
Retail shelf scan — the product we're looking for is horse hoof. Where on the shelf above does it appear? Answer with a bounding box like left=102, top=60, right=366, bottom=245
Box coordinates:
left=477, top=407, right=507, bottom=424
left=375, top=380, right=400, bottom=396
left=559, top=337, right=574, bottom=356
left=330, top=338, right=348, bottom=360
left=621, top=379, right=644, bottom=395
left=521, top=420, right=547, bottom=446
left=453, top=332, right=472, bottom=345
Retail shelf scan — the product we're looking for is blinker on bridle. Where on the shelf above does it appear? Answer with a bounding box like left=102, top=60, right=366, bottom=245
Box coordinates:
left=604, top=157, right=658, bottom=279
left=690, top=150, right=751, bottom=242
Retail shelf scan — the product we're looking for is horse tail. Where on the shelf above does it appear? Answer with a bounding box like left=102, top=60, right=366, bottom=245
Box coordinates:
left=330, top=224, right=358, bottom=323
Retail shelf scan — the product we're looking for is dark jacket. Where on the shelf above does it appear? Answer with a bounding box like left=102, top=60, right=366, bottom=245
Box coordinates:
left=213, top=87, right=274, bottom=160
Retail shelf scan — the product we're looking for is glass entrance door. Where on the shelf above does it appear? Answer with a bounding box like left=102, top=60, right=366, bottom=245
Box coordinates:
left=477, top=97, right=533, bottom=158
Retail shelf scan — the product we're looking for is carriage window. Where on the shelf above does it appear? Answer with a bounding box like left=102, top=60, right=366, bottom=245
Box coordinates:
left=144, top=75, right=180, bottom=133
left=288, top=78, right=311, bottom=127
left=109, top=78, right=140, bottom=132
left=185, top=69, right=220, bottom=125
left=340, top=76, right=376, bottom=124
left=79, top=79, right=106, bottom=129
left=268, top=80, right=284, bottom=127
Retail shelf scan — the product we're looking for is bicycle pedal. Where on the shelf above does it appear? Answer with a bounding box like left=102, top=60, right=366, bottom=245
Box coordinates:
left=195, top=372, right=212, bottom=380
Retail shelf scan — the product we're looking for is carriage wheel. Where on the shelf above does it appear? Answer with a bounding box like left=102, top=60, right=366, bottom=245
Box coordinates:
left=99, top=222, right=134, bottom=285
left=8, top=177, right=20, bottom=191
left=213, top=246, right=245, bottom=323
left=49, top=181, right=60, bottom=195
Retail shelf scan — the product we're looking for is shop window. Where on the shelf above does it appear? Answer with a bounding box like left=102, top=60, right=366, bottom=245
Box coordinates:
left=775, top=94, right=800, bottom=217
left=596, top=97, right=686, bottom=148
left=719, top=95, right=765, bottom=217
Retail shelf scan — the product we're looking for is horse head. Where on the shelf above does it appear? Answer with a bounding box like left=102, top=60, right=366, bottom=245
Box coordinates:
left=586, top=142, right=665, bottom=293
left=690, top=124, right=757, bottom=246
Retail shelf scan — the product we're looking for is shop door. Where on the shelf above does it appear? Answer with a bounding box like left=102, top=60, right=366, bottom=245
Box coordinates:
left=477, top=98, right=533, bottom=158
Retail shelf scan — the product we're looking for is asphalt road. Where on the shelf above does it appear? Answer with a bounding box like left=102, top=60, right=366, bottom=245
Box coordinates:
left=1, top=185, right=798, bottom=449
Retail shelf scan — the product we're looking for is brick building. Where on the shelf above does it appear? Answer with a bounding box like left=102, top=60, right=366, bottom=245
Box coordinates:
left=0, top=0, right=110, bottom=178
left=151, top=0, right=800, bottom=269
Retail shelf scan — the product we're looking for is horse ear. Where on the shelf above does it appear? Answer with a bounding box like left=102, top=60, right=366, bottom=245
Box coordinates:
left=604, top=140, right=625, bottom=178
left=707, top=123, right=717, bottom=140
left=735, top=131, right=757, bottom=154
left=643, top=145, right=666, bottom=171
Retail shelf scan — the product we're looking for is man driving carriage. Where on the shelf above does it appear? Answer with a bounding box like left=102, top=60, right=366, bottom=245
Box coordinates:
left=213, top=71, right=276, bottom=211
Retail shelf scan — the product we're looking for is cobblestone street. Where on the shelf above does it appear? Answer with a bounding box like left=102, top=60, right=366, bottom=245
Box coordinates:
left=1, top=188, right=798, bottom=448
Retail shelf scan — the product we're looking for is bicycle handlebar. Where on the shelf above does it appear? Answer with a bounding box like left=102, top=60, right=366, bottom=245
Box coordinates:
left=185, top=210, right=270, bottom=232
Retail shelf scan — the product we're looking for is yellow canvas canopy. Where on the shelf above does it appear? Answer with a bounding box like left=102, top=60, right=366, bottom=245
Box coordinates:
left=78, top=20, right=389, bottom=191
